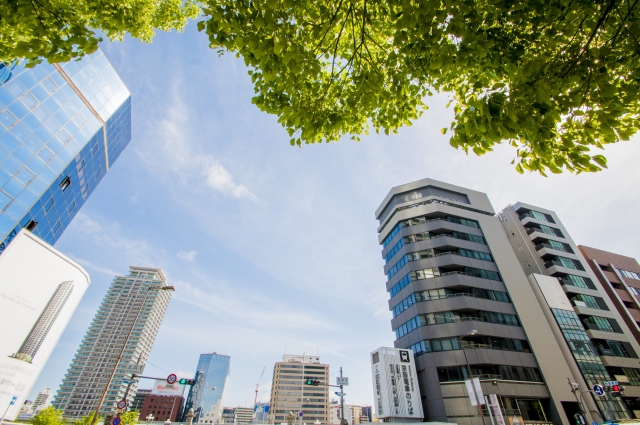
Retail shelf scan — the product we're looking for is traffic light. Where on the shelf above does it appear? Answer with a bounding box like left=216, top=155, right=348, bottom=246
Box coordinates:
left=179, top=378, right=196, bottom=385
left=611, top=384, right=624, bottom=397
left=305, top=379, right=320, bottom=386
left=573, top=413, right=585, bottom=425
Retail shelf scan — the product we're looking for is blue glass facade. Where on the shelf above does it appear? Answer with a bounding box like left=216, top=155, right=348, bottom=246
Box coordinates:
left=0, top=50, right=131, bottom=252
left=186, top=353, right=231, bottom=424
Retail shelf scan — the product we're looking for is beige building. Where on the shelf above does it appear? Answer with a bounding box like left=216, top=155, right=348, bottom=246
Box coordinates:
left=500, top=203, right=640, bottom=421
left=268, top=355, right=329, bottom=425
left=347, top=405, right=362, bottom=424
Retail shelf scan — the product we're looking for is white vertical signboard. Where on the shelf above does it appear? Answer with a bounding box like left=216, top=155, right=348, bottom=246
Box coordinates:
left=0, top=230, right=90, bottom=421
left=370, top=347, right=424, bottom=420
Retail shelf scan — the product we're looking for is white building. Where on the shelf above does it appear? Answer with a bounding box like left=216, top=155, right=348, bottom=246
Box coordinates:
left=329, top=401, right=353, bottom=425
left=0, top=230, right=90, bottom=421
left=33, top=388, right=52, bottom=411
left=52, top=266, right=174, bottom=418
left=234, top=407, right=254, bottom=424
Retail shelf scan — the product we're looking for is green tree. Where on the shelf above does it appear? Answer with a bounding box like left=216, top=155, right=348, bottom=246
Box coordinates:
left=30, top=407, right=65, bottom=425
left=74, top=412, right=102, bottom=425
left=0, top=0, right=199, bottom=66
left=197, top=0, right=640, bottom=174
left=119, top=410, right=140, bottom=425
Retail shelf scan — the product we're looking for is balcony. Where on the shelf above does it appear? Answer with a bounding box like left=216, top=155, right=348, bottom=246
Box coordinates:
left=599, top=356, right=640, bottom=368
left=585, top=329, right=627, bottom=341
left=544, top=260, right=585, bottom=272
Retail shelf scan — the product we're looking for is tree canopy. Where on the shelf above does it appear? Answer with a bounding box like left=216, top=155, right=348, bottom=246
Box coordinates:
left=0, top=0, right=199, bottom=65
left=30, top=407, right=66, bottom=425
left=198, top=0, right=640, bottom=174
left=2, top=0, right=639, bottom=173
left=73, top=411, right=102, bottom=425
left=119, top=410, right=140, bottom=425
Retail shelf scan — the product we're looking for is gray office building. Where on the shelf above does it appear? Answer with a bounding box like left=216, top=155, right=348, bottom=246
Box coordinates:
left=376, top=179, right=568, bottom=425
left=500, top=203, right=640, bottom=422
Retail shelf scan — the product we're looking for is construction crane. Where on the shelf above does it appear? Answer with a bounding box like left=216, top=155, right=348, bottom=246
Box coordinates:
left=254, top=366, right=266, bottom=407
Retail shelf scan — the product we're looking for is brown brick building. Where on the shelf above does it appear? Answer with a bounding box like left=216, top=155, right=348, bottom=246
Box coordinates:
left=139, top=395, right=184, bottom=422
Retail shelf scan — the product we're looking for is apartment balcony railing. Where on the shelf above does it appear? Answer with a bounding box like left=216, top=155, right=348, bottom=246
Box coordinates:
left=545, top=260, right=585, bottom=271
left=535, top=243, right=573, bottom=254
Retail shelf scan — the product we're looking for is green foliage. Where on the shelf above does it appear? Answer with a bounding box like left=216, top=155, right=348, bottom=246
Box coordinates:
left=73, top=412, right=102, bottom=425
left=0, top=0, right=200, bottom=66
left=120, top=410, right=140, bottom=425
left=30, top=407, right=65, bottom=425
left=198, top=0, right=640, bottom=174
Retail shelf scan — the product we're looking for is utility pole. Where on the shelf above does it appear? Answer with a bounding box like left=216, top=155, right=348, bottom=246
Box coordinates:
left=340, top=367, right=345, bottom=425
left=568, top=378, right=590, bottom=424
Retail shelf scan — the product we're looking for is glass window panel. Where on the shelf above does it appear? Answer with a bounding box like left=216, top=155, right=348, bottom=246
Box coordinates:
left=441, top=339, right=453, bottom=351
left=0, top=110, right=17, bottom=128
left=15, top=168, right=34, bottom=185
left=42, top=78, right=58, bottom=93
left=0, top=191, right=10, bottom=210
left=0, top=132, right=19, bottom=152
left=20, top=93, right=38, bottom=109
left=1, top=155, right=22, bottom=175
left=3, top=199, right=27, bottom=219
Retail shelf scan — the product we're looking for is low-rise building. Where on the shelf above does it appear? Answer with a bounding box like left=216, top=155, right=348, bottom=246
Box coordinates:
left=139, top=394, right=184, bottom=422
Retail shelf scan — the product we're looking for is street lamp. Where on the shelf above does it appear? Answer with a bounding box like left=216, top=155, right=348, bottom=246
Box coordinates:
left=146, top=413, right=155, bottom=425
left=459, top=330, right=486, bottom=425
left=90, top=285, right=175, bottom=425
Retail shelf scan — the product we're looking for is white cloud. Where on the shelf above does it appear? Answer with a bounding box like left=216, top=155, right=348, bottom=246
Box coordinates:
left=177, top=250, right=198, bottom=262
left=142, top=83, right=256, bottom=200
left=67, top=255, right=118, bottom=277
left=173, top=279, right=338, bottom=332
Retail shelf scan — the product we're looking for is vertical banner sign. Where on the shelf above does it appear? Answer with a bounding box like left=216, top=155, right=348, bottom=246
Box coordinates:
left=465, top=380, right=479, bottom=406
left=489, top=394, right=506, bottom=425
left=370, top=347, right=424, bottom=420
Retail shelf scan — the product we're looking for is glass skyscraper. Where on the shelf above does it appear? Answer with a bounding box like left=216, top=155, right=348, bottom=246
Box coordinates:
left=0, top=49, right=131, bottom=252
left=185, top=353, right=231, bottom=424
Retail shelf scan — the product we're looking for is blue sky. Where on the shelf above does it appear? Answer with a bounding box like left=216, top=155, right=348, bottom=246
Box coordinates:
left=30, top=22, right=640, bottom=408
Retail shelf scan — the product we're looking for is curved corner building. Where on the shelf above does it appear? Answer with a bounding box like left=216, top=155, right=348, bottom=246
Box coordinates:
left=375, top=178, right=586, bottom=425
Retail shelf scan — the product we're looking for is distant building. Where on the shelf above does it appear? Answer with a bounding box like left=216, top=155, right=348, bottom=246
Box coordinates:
left=253, top=403, right=269, bottom=424
left=268, top=355, right=329, bottom=425
left=32, top=388, right=52, bottom=411
left=52, top=267, right=174, bottom=418
left=19, top=400, right=33, bottom=414
left=360, top=407, right=372, bottom=423
left=222, top=408, right=235, bottom=423
left=184, top=353, right=231, bottom=424
left=139, top=394, right=184, bottom=422
left=131, top=389, right=152, bottom=412
left=234, top=407, right=254, bottom=424
left=347, top=405, right=362, bottom=425
left=329, top=401, right=353, bottom=425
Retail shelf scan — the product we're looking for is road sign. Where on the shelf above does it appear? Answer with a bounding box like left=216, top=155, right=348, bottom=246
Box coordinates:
left=335, top=392, right=346, bottom=397
left=167, top=374, right=177, bottom=384
left=604, top=381, right=619, bottom=387
left=592, top=422, right=599, bottom=425
left=299, top=412, right=304, bottom=417
left=117, top=400, right=128, bottom=409
left=9, top=396, right=17, bottom=406
left=336, top=377, right=349, bottom=386
left=112, top=417, right=121, bottom=425
left=593, top=384, right=605, bottom=396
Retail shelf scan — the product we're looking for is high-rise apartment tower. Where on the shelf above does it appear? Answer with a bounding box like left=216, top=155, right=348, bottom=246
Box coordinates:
left=376, top=179, right=587, bottom=425
left=184, top=353, right=231, bottom=424
left=52, top=267, right=173, bottom=418
left=0, top=50, right=131, bottom=253
left=268, top=355, right=329, bottom=425
left=500, top=203, right=640, bottom=422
